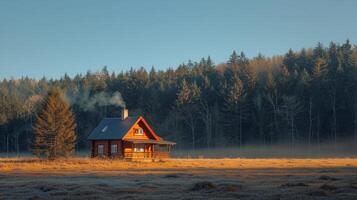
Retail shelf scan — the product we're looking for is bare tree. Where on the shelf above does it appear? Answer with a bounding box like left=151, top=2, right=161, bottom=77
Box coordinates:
left=176, top=80, right=201, bottom=150
left=281, top=96, right=303, bottom=151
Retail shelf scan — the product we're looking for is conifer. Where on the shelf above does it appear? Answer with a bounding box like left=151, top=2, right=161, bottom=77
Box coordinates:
left=33, top=87, right=76, bottom=159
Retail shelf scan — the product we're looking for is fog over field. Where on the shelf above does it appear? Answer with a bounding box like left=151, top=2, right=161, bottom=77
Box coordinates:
left=173, top=140, right=357, bottom=159
left=2, top=140, right=356, bottom=159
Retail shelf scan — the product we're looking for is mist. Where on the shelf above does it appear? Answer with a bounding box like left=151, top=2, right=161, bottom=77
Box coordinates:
left=172, top=139, right=357, bottom=159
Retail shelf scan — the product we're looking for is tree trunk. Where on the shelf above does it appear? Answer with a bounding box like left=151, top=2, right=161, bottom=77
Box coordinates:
left=4, top=123, right=9, bottom=157
left=6, top=133, right=9, bottom=157
left=308, top=97, right=312, bottom=146
left=239, top=107, right=242, bottom=148
left=191, top=125, right=195, bottom=151
left=353, top=92, right=357, bottom=141
left=273, top=94, right=279, bottom=142
left=200, top=102, right=212, bottom=148
left=291, top=114, right=294, bottom=153
left=173, top=112, right=180, bottom=149
left=206, top=112, right=212, bottom=148
left=317, top=110, right=320, bottom=150
left=189, top=115, right=196, bottom=151
left=259, top=114, right=265, bottom=145
left=25, top=115, right=29, bottom=152
left=332, top=91, right=337, bottom=146
left=16, top=132, right=19, bottom=157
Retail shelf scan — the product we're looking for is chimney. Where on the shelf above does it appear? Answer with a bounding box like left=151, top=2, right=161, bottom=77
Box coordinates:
left=122, top=108, right=128, bottom=120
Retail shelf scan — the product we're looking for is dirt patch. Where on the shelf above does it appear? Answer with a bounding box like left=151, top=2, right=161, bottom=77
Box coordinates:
left=320, top=184, right=338, bottom=191
left=319, top=175, right=339, bottom=181
left=66, top=184, right=81, bottom=191
left=34, top=184, right=58, bottom=192
left=71, top=190, right=97, bottom=196
left=281, top=182, right=309, bottom=187
left=109, top=187, right=147, bottom=195
left=350, top=184, right=357, bottom=190
left=308, top=190, right=328, bottom=197
left=190, top=181, right=216, bottom=191
left=27, top=195, right=47, bottom=200
left=163, top=173, right=193, bottom=179
left=50, top=191, right=69, bottom=196
left=163, top=174, right=180, bottom=178
left=218, top=183, right=242, bottom=192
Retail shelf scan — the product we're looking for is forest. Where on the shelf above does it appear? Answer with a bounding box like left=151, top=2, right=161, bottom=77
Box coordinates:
left=0, top=40, right=357, bottom=153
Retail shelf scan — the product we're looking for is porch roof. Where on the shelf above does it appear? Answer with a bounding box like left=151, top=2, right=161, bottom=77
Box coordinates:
left=124, top=139, right=176, bottom=145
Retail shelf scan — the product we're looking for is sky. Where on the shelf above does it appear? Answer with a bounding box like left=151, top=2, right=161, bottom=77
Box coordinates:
left=1, top=0, right=357, bottom=79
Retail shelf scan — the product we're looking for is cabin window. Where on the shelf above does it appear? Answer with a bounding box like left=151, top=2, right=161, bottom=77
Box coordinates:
left=101, top=126, right=108, bottom=133
left=134, top=128, right=144, bottom=136
left=111, top=144, right=118, bottom=153
left=97, top=144, right=104, bottom=155
left=133, top=144, right=145, bottom=152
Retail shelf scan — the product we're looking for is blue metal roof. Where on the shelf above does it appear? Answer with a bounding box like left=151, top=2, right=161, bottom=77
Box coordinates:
left=87, top=116, right=139, bottom=140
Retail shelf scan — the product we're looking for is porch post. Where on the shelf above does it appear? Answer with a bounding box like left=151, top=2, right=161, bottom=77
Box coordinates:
left=108, top=140, right=111, bottom=157
left=121, top=140, right=124, bottom=158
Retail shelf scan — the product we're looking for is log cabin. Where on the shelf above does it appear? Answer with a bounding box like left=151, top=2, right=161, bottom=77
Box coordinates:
left=87, top=108, right=175, bottom=159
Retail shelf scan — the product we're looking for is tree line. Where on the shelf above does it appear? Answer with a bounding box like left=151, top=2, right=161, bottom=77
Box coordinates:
left=1, top=40, right=357, bottom=154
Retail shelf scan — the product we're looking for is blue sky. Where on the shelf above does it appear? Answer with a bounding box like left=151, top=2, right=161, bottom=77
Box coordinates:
left=1, top=0, right=356, bottom=79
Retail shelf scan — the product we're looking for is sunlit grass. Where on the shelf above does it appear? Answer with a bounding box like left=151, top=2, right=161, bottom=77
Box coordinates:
left=1, top=157, right=357, bottom=174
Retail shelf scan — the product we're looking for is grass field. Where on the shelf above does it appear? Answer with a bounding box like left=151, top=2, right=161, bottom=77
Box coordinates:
left=1, top=158, right=357, bottom=199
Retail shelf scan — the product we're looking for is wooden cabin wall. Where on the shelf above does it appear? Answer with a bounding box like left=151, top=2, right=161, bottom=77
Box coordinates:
left=122, top=121, right=155, bottom=140
left=92, top=140, right=123, bottom=157
left=109, top=140, right=123, bottom=157
left=92, top=140, right=109, bottom=157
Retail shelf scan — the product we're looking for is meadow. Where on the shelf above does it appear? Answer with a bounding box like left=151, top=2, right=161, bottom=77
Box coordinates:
left=1, top=157, right=357, bottom=199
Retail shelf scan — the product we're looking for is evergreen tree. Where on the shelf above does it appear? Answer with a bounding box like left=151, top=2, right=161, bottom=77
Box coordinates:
left=32, top=88, right=77, bottom=159
left=283, top=49, right=297, bottom=73
left=1, top=40, right=357, bottom=152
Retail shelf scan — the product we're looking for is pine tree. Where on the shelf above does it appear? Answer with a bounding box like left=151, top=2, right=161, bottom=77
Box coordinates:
left=283, top=49, right=297, bottom=73
left=228, top=51, right=239, bottom=67
left=238, top=52, right=256, bottom=91
left=32, top=87, right=77, bottom=159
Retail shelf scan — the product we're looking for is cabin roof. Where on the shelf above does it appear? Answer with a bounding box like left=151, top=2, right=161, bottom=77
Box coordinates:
left=87, top=116, right=140, bottom=140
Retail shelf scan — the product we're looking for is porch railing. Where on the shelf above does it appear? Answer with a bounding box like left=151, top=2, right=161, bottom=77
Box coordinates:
left=124, top=151, right=169, bottom=159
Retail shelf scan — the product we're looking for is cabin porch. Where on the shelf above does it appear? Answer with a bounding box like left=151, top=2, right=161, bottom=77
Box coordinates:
left=123, top=139, right=175, bottom=159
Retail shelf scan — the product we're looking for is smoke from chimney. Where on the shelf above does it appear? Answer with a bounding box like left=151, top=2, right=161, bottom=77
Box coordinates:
left=72, top=90, right=126, bottom=111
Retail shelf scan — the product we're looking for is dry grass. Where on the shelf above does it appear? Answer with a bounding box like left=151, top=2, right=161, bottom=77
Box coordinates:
left=1, top=157, right=357, bottom=199
left=1, top=157, right=357, bottom=174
